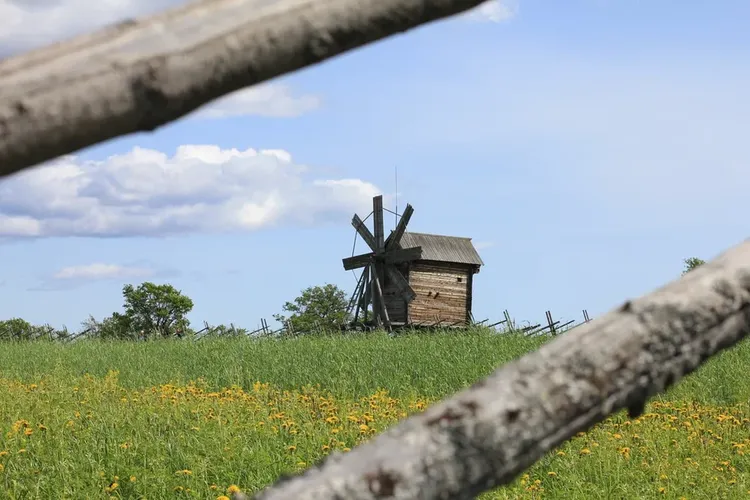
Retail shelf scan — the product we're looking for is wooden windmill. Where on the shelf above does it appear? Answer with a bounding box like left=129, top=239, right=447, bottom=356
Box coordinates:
left=342, top=195, right=422, bottom=330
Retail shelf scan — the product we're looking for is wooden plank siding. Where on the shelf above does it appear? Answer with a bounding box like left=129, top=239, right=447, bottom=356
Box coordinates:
left=407, top=261, right=475, bottom=325
left=382, top=263, right=409, bottom=324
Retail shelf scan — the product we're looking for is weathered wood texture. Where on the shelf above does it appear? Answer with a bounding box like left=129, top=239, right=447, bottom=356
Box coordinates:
left=254, top=239, right=750, bottom=499
left=383, top=264, right=409, bottom=324
left=0, top=0, right=489, bottom=178
left=408, top=261, right=475, bottom=325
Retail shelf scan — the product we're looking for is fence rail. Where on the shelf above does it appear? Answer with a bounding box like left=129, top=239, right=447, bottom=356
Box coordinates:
left=1, top=0, right=748, bottom=499
left=0, top=308, right=587, bottom=342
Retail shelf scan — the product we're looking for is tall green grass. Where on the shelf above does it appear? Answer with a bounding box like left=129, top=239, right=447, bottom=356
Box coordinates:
left=1, top=328, right=748, bottom=404
left=1, top=329, right=749, bottom=498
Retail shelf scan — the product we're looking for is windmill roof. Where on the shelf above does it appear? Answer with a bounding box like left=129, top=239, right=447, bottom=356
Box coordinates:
left=397, top=231, right=484, bottom=266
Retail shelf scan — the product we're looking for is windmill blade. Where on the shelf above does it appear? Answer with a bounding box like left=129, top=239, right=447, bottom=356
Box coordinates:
left=384, top=246, right=422, bottom=265
left=373, top=195, right=385, bottom=253
left=351, top=214, right=377, bottom=251
left=384, top=264, right=416, bottom=303
left=385, top=203, right=414, bottom=250
left=343, top=252, right=374, bottom=271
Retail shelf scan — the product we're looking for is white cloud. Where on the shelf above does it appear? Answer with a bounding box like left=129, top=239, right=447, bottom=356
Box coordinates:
left=473, top=241, right=495, bottom=250
left=191, top=84, right=321, bottom=119
left=53, top=263, right=154, bottom=281
left=464, top=0, right=519, bottom=23
left=0, top=0, right=319, bottom=119
left=0, top=145, right=381, bottom=238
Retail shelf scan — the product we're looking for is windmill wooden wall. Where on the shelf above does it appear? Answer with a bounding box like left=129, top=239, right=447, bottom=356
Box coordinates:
left=382, top=232, right=483, bottom=326
left=407, top=261, right=476, bottom=325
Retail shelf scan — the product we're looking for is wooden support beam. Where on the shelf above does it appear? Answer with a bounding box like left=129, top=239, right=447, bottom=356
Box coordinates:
left=353, top=266, right=369, bottom=324
left=347, top=268, right=367, bottom=314
left=371, top=261, right=391, bottom=330
left=369, top=262, right=380, bottom=328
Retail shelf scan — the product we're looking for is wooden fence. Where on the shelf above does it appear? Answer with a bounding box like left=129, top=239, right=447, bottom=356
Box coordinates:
left=2, top=1, right=750, bottom=499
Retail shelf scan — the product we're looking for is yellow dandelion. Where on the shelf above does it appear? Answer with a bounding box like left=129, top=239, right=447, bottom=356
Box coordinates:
left=579, top=448, right=591, bottom=455
left=227, top=484, right=241, bottom=494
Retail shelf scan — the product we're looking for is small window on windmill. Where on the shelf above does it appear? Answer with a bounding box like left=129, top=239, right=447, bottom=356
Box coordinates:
left=457, top=276, right=463, bottom=283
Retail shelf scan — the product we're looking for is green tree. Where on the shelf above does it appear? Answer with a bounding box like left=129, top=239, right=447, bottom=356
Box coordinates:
left=121, top=282, right=194, bottom=338
left=274, top=283, right=350, bottom=334
left=682, top=257, right=706, bottom=275
left=0, top=318, right=69, bottom=342
left=80, top=312, right=134, bottom=340
left=0, top=318, right=34, bottom=340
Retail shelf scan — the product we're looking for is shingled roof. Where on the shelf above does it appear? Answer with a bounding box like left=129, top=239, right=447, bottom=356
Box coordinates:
left=397, top=231, right=484, bottom=266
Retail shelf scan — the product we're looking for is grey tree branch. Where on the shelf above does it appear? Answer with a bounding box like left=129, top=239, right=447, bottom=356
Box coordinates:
left=0, top=0, right=488, bottom=178
left=253, top=239, right=750, bottom=500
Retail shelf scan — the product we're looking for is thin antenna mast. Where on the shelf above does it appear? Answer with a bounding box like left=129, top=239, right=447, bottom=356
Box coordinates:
left=394, top=165, right=398, bottom=230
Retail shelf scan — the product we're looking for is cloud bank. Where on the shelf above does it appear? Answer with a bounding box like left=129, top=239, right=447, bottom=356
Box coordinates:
left=0, top=145, right=380, bottom=238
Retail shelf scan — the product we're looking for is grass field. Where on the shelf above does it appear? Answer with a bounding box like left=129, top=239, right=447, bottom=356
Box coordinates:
left=0, top=329, right=749, bottom=499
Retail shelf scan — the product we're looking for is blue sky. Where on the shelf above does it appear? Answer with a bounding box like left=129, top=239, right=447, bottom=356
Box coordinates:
left=1, top=0, right=748, bottom=332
